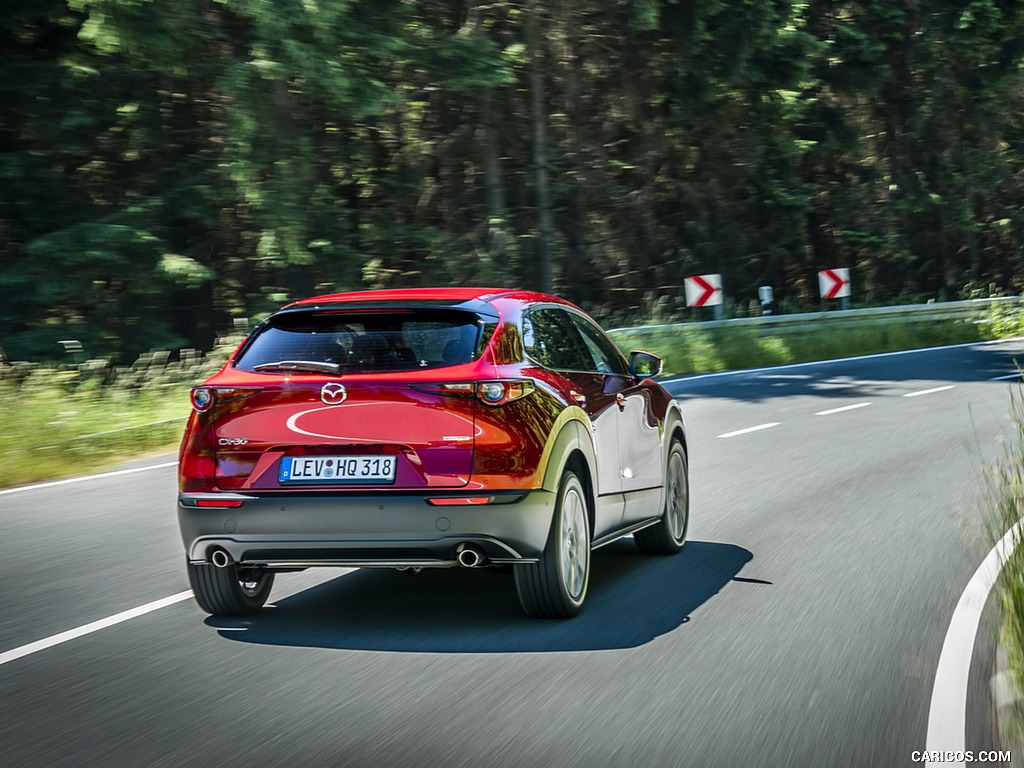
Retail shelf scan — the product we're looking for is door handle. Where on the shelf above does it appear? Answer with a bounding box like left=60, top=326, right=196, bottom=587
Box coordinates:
left=616, top=392, right=626, bottom=411
left=570, top=390, right=587, bottom=407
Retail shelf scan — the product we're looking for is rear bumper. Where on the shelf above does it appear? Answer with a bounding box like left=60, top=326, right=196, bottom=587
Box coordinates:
left=177, top=489, right=556, bottom=568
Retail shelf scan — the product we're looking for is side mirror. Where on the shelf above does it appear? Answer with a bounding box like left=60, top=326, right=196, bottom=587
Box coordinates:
left=629, top=350, right=663, bottom=379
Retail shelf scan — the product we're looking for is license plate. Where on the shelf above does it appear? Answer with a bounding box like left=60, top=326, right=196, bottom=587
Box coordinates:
left=279, top=455, right=397, bottom=484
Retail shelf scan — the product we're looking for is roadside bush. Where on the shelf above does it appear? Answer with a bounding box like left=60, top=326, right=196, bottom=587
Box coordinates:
left=984, top=386, right=1024, bottom=693
left=0, top=334, right=241, bottom=488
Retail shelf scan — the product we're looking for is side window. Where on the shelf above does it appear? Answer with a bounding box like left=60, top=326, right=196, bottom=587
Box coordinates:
left=568, top=313, right=630, bottom=376
left=523, top=308, right=591, bottom=371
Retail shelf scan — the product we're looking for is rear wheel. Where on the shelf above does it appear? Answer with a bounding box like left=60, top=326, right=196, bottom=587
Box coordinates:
left=186, top=559, right=275, bottom=616
left=635, top=440, right=688, bottom=554
left=514, top=470, right=590, bottom=618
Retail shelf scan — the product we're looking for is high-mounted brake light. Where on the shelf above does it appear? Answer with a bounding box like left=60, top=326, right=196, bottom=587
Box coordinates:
left=190, top=386, right=263, bottom=413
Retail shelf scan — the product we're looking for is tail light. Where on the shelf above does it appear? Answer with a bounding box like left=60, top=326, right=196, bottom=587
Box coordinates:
left=475, top=380, right=534, bottom=406
left=410, top=380, right=534, bottom=407
left=190, top=386, right=263, bottom=413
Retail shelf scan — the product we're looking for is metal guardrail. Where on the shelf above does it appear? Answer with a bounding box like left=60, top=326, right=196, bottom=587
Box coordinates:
left=606, top=296, right=1023, bottom=337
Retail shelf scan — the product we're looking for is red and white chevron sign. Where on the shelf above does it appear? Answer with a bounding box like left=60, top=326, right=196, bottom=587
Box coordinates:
left=818, top=268, right=851, bottom=300
left=684, top=274, right=723, bottom=307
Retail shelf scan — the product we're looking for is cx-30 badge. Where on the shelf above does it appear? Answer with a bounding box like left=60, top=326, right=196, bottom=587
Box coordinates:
left=320, top=383, right=347, bottom=405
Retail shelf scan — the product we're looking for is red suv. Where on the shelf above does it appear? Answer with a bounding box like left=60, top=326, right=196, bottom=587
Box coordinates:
left=177, top=288, right=688, bottom=618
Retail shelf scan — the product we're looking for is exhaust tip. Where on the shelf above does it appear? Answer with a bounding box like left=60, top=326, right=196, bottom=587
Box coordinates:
left=456, top=543, right=485, bottom=568
left=210, top=548, right=233, bottom=568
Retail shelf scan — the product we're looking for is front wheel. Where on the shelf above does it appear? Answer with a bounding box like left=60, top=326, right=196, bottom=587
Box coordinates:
left=635, top=440, right=688, bottom=554
left=186, top=559, right=275, bottom=616
left=514, top=470, right=590, bottom=618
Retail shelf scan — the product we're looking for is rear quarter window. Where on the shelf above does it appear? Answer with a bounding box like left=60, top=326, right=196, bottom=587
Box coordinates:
left=522, top=308, right=592, bottom=371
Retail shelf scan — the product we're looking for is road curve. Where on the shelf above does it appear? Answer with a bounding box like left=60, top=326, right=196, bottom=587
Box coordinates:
left=2, top=340, right=1022, bottom=767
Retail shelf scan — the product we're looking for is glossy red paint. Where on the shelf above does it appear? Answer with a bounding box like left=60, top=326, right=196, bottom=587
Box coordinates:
left=199, top=379, right=477, bottom=490
left=180, top=316, right=549, bottom=495
left=178, top=288, right=672, bottom=499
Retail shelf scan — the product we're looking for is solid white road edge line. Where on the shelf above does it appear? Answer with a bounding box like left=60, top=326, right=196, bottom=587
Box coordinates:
left=0, top=591, right=194, bottom=667
left=905, top=386, right=956, bottom=398
left=925, top=521, right=1023, bottom=768
left=815, top=403, right=872, bottom=416
left=717, top=423, right=780, bottom=439
left=0, top=460, right=179, bottom=497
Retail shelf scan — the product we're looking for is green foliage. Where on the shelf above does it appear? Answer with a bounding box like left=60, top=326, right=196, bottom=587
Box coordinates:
left=608, top=316, right=986, bottom=376
left=981, top=385, right=1024, bottom=699
left=984, top=302, right=1024, bottom=339
left=5, top=1, right=1024, bottom=362
left=0, top=364, right=192, bottom=488
left=0, top=331, right=245, bottom=487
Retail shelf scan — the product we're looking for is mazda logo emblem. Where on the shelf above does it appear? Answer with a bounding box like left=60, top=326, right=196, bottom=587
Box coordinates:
left=320, top=383, right=347, bottom=405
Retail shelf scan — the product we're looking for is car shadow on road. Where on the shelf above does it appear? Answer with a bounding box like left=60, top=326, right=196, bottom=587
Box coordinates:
left=206, top=539, right=753, bottom=653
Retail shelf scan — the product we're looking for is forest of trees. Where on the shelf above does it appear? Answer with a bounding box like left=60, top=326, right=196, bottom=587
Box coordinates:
left=4, top=0, right=1024, bottom=362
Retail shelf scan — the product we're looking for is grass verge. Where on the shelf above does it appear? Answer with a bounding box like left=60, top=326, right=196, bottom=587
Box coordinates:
left=0, top=347, right=231, bottom=489
left=987, top=387, right=1024, bottom=712
left=0, top=378, right=188, bottom=488
left=982, top=384, right=1024, bottom=748
left=607, top=312, right=1014, bottom=376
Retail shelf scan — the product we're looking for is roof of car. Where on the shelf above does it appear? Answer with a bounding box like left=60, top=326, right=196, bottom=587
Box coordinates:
left=285, top=287, right=574, bottom=308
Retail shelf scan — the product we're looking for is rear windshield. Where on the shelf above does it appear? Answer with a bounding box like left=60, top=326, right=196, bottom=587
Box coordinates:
left=234, top=309, right=488, bottom=374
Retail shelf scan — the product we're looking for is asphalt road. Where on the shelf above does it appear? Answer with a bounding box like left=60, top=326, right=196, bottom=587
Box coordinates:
left=2, top=339, right=1023, bottom=768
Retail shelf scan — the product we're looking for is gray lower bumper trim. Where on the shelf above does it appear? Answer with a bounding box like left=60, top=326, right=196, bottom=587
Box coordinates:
left=221, top=557, right=539, bottom=569
left=178, top=488, right=557, bottom=566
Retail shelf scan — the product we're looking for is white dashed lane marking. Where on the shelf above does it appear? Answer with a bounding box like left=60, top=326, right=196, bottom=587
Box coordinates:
left=0, top=591, right=194, bottom=667
left=718, top=379, right=959, bottom=436
left=717, top=423, right=780, bottom=439
left=904, top=386, right=956, bottom=398
left=815, top=403, right=872, bottom=416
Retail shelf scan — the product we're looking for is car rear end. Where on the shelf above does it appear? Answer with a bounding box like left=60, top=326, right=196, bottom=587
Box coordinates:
left=176, top=295, right=559, bottom=575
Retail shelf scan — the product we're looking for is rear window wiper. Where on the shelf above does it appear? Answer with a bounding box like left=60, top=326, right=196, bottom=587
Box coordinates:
left=252, top=360, right=341, bottom=375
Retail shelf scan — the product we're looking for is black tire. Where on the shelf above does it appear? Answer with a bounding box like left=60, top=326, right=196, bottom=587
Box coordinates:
left=514, top=470, right=590, bottom=618
left=186, top=559, right=274, bottom=616
left=635, top=440, right=689, bottom=555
